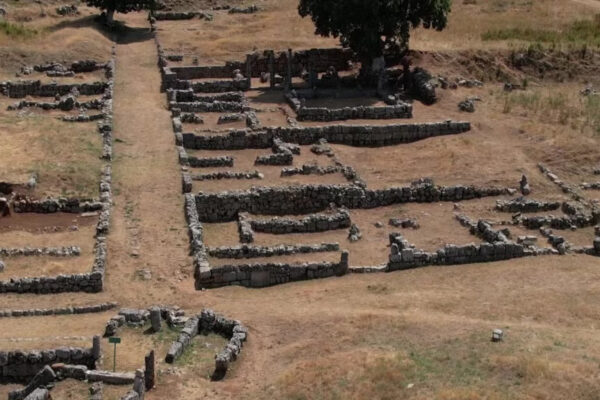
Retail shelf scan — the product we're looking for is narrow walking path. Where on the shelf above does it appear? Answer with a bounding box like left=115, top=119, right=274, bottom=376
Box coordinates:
left=107, top=13, right=192, bottom=305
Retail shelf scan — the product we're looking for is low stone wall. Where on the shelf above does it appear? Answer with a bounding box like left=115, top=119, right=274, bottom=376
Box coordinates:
left=195, top=251, right=349, bottom=289
left=0, top=247, right=80, bottom=257
left=0, top=270, right=104, bottom=294
left=165, top=308, right=248, bottom=379
left=61, top=113, right=105, bottom=123
left=182, top=121, right=471, bottom=150
left=281, top=163, right=358, bottom=182
left=249, top=209, right=350, bottom=234
left=194, top=183, right=509, bottom=222
left=296, top=104, right=413, bottom=121
left=388, top=233, right=527, bottom=271
left=160, top=67, right=251, bottom=92
left=208, top=243, right=339, bottom=258
left=188, top=156, right=234, bottom=168
left=12, top=197, right=103, bottom=214
left=0, top=345, right=97, bottom=383
left=254, top=152, right=293, bottom=166
left=153, top=11, right=212, bottom=20
left=285, top=92, right=413, bottom=121
left=521, top=214, right=598, bottom=229
left=168, top=89, right=244, bottom=103
left=2, top=81, right=108, bottom=99
left=171, top=100, right=247, bottom=113
left=0, top=302, right=116, bottom=318
left=168, top=64, right=244, bottom=80
left=581, top=182, right=600, bottom=190
left=496, top=198, right=561, bottom=213
left=191, top=170, right=262, bottom=181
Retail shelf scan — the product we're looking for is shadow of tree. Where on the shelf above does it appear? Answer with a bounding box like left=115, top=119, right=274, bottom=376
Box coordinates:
left=46, top=14, right=154, bottom=45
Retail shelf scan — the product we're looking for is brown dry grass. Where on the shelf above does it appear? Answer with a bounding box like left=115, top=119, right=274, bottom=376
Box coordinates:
left=0, top=110, right=103, bottom=197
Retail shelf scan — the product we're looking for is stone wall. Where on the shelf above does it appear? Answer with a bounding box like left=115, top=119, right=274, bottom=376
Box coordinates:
left=295, top=104, right=413, bottom=122
left=0, top=247, right=80, bottom=257
left=208, top=243, right=339, bottom=258
left=285, top=91, right=413, bottom=122
left=496, top=198, right=561, bottom=213
left=187, top=156, right=234, bottom=168
left=182, top=121, right=471, bottom=150
left=169, top=89, right=244, bottom=103
left=0, top=346, right=97, bottom=383
left=0, top=302, right=116, bottom=318
left=166, top=48, right=353, bottom=80
left=172, top=100, right=247, bottom=113
left=196, top=252, right=349, bottom=289
left=388, top=233, right=527, bottom=271
left=160, top=67, right=250, bottom=92
left=249, top=209, right=351, bottom=234
left=194, top=184, right=510, bottom=222
left=12, top=198, right=103, bottom=214
left=165, top=309, right=248, bottom=379
left=2, top=81, right=108, bottom=99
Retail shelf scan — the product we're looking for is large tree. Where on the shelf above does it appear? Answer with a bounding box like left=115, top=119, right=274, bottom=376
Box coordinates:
left=85, top=0, right=156, bottom=24
left=298, top=0, right=451, bottom=74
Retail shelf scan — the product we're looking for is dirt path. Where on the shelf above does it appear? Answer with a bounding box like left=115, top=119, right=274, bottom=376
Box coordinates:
left=108, top=14, right=193, bottom=306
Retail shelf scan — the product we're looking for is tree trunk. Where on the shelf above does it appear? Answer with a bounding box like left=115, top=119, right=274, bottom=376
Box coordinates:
left=106, top=8, right=115, bottom=25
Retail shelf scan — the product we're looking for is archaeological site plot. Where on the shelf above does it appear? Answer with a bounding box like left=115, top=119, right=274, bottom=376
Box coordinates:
left=1, top=0, right=600, bottom=398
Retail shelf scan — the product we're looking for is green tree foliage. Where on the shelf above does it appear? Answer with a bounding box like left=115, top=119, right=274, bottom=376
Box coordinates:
left=298, top=0, right=452, bottom=71
left=85, top=0, right=155, bottom=23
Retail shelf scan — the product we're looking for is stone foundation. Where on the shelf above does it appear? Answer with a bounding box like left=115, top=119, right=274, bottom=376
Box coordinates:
left=182, top=121, right=471, bottom=150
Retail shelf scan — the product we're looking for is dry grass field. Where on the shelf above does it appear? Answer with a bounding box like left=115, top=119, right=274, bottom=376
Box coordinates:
left=1, top=0, right=600, bottom=399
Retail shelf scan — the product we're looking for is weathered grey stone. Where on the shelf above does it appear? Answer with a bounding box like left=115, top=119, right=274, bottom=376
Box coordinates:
left=86, top=370, right=135, bottom=385
left=150, top=307, right=162, bottom=333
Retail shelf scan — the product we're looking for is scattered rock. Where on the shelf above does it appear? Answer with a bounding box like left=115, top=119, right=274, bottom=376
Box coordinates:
left=348, top=224, right=362, bottom=242
left=0, top=260, right=4, bottom=272
left=491, top=329, right=504, bottom=342
left=458, top=99, right=475, bottom=112
left=136, top=268, right=152, bottom=281
left=389, top=218, right=420, bottom=229
left=56, top=5, right=78, bottom=16
left=374, top=221, right=384, bottom=228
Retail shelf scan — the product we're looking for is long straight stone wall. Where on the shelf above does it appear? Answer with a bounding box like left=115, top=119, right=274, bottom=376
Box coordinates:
left=194, top=184, right=510, bottom=222
left=2, top=81, right=108, bottom=99
left=182, top=121, right=471, bottom=150
left=295, top=104, right=413, bottom=122
left=198, top=253, right=349, bottom=289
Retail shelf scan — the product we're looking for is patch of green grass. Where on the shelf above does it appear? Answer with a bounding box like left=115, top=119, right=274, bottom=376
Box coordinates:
left=482, top=15, right=600, bottom=46
left=0, top=20, right=38, bottom=39
left=152, top=325, right=181, bottom=344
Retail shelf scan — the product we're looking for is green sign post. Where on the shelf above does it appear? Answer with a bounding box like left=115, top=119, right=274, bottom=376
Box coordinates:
left=108, top=337, right=121, bottom=372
